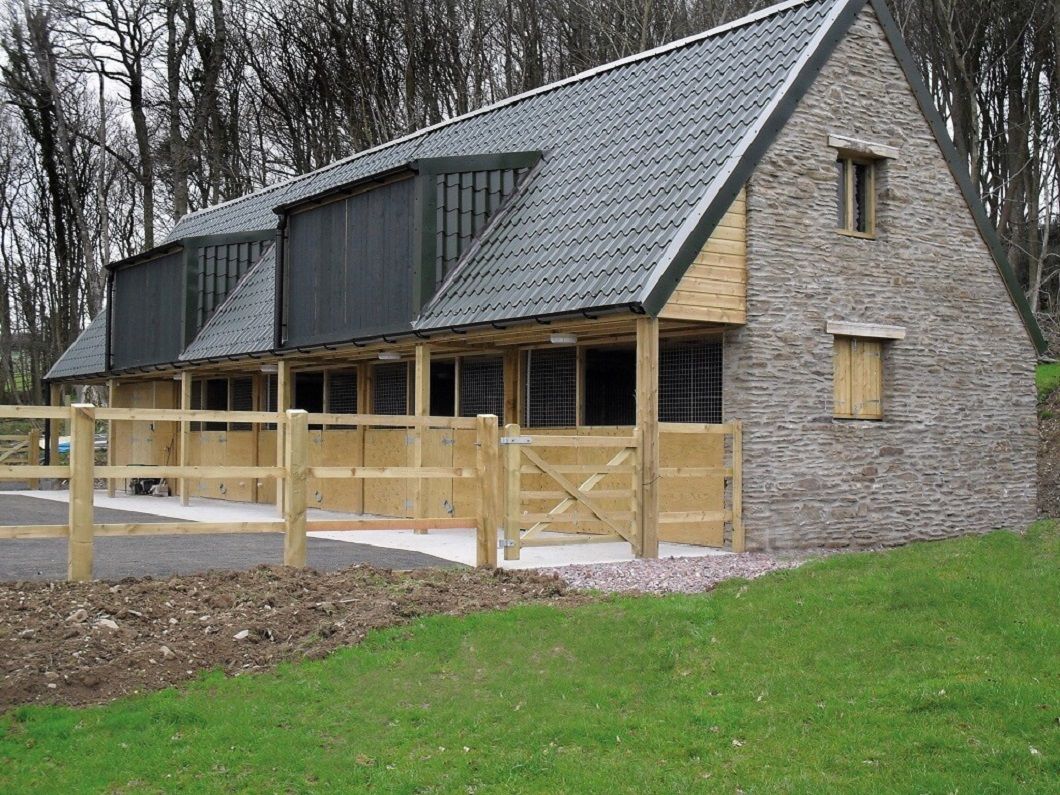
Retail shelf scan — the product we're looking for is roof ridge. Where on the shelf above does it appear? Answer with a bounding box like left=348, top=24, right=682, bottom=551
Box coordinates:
left=170, top=0, right=819, bottom=232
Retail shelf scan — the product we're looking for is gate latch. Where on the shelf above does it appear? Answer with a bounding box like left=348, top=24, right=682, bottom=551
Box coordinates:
left=499, top=436, right=532, bottom=445
left=498, top=539, right=517, bottom=548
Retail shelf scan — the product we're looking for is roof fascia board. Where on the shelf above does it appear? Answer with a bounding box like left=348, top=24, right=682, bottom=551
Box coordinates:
left=271, top=165, right=416, bottom=215
left=640, top=0, right=862, bottom=316
left=106, top=241, right=183, bottom=272
left=170, top=1, right=813, bottom=233
left=865, top=0, right=1046, bottom=355
left=412, top=151, right=543, bottom=175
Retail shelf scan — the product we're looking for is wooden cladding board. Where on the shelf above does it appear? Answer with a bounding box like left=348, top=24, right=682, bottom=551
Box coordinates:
left=660, top=188, right=747, bottom=324
left=659, top=430, right=725, bottom=546
left=110, top=380, right=179, bottom=491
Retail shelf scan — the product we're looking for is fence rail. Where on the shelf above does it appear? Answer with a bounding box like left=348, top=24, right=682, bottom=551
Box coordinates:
left=0, top=404, right=501, bottom=580
left=0, top=402, right=743, bottom=579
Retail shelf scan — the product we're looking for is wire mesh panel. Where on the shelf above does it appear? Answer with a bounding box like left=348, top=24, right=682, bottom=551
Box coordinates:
left=373, top=362, right=408, bottom=415
left=327, top=371, right=358, bottom=414
left=458, top=356, right=504, bottom=418
left=659, top=339, right=723, bottom=423
left=229, top=377, right=254, bottom=430
left=190, top=378, right=203, bottom=431
left=263, top=373, right=277, bottom=429
left=523, top=347, right=576, bottom=427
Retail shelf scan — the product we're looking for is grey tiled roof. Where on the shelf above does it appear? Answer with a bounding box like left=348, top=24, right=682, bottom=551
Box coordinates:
left=167, top=0, right=845, bottom=332
left=45, top=309, right=108, bottom=381
left=181, top=245, right=277, bottom=361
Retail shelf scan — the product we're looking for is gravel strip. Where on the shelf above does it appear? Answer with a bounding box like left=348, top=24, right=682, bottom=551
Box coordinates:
left=541, top=553, right=812, bottom=594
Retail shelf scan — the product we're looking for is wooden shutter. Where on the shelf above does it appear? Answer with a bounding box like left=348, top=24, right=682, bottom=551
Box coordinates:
left=833, top=337, right=883, bottom=420
left=851, top=339, right=883, bottom=418
left=833, top=337, right=852, bottom=417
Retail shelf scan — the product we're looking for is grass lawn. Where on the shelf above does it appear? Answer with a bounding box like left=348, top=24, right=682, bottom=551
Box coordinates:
left=1038, top=361, right=1060, bottom=399
left=2, top=524, right=1057, bottom=793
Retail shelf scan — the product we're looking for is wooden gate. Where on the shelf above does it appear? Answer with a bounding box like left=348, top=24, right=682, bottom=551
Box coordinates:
left=500, top=424, right=641, bottom=560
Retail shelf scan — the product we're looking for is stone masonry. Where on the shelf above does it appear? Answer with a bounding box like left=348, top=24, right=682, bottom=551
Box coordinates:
left=723, top=4, right=1039, bottom=549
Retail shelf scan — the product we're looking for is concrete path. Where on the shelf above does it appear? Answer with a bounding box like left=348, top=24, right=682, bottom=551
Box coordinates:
left=0, top=494, right=461, bottom=581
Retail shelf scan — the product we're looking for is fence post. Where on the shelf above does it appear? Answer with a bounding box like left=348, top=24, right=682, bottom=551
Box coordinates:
left=503, top=423, right=521, bottom=561
left=26, top=427, right=40, bottom=490
left=635, top=316, right=660, bottom=559
left=731, top=420, right=744, bottom=552
left=283, top=409, right=308, bottom=567
left=106, top=378, right=117, bottom=498
left=67, top=404, right=95, bottom=582
left=475, top=414, right=499, bottom=567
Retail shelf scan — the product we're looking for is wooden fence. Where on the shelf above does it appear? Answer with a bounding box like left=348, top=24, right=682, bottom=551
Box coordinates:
left=0, top=403, right=744, bottom=579
left=0, top=405, right=500, bottom=580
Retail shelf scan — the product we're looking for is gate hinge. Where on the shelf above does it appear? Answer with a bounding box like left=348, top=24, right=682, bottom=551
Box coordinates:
left=499, top=436, right=532, bottom=445
left=498, top=539, right=517, bottom=548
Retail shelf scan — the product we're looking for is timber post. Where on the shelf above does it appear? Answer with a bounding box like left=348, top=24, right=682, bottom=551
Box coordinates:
left=68, top=403, right=95, bottom=582
left=179, top=372, right=192, bottom=505
left=25, top=427, right=40, bottom=490
left=635, top=316, right=660, bottom=559
left=46, top=383, right=62, bottom=466
left=283, top=408, right=308, bottom=568
left=106, top=378, right=117, bottom=498
left=412, top=344, right=430, bottom=533
left=275, top=360, right=291, bottom=513
left=503, top=422, right=522, bottom=561
left=731, top=420, right=744, bottom=552
left=475, top=414, right=500, bottom=567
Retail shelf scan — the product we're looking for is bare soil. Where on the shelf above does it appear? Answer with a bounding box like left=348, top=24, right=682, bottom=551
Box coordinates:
left=1039, top=388, right=1060, bottom=517
left=0, top=565, right=581, bottom=710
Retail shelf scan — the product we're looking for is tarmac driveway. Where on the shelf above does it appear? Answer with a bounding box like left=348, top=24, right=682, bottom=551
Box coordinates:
left=0, top=494, right=461, bottom=581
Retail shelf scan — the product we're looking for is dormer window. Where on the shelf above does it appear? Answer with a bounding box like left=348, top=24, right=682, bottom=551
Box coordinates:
left=836, top=156, right=875, bottom=236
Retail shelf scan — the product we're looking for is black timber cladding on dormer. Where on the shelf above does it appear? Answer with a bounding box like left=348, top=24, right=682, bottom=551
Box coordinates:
left=107, top=244, right=186, bottom=370
left=275, top=151, right=540, bottom=350
left=106, top=230, right=273, bottom=371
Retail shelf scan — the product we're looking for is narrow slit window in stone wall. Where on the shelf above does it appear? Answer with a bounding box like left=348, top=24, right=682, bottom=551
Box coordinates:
left=836, top=156, right=875, bottom=236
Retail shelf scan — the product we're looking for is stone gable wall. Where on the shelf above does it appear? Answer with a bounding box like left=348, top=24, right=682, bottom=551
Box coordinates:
left=724, top=4, right=1038, bottom=549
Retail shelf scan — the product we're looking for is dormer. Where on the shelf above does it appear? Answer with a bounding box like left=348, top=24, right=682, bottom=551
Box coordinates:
left=275, top=151, right=540, bottom=350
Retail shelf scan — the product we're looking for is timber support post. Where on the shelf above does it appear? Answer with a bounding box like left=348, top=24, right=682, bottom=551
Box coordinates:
left=731, top=420, right=744, bottom=552
left=68, top=404, right=95, bottom=581
left=635, top=316, right=660, bottom=559
left=475, top=414, right=500, bottom=567
left=275, top=360, right=291, bottom=513
left=179, top=372, right=192, bottom=505
left=26, top=427, right=40, bottom=490
left=283, top=409, right=308, bottom=567
left=413, top=344, right=430, bottom=533
left=503, top=422, right=522, bottom=561
left=46, top=383, right=62, bottom=466
left=106, top=378, right=117, bottom=498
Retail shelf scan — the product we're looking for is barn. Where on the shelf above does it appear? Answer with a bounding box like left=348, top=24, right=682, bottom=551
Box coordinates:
left=45, top=0, right=1043, bottom=555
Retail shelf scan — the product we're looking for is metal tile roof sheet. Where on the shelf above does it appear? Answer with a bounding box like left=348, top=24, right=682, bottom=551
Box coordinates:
left=181, top=245, right=277, bottom=361
left=44, top=309, right=108, bottom=381
left=166, top=0, right=844, bottom=332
